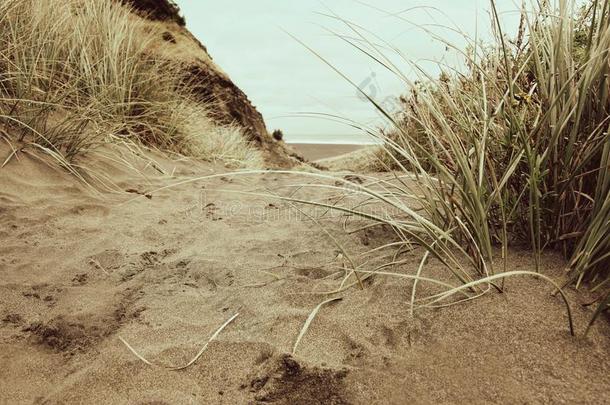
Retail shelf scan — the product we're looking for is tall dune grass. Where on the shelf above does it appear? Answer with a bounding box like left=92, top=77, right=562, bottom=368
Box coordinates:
left=0, top=0, right=262, bottom=170
left=389, top=0, right=610, bottom=319
left=287, top=0, right=608, bottom=331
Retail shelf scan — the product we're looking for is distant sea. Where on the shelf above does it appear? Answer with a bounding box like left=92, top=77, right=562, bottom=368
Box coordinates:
left=284, top=133, right=382, bottom=145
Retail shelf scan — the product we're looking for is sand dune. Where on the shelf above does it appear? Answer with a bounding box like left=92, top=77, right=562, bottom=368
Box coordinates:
left=1, top=145, right=609, bottom=404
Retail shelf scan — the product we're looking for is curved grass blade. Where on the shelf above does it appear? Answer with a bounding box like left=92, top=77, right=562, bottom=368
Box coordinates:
left=292, top=298, right=342, bottom=355
left=119, top=313, right=239, bottom=370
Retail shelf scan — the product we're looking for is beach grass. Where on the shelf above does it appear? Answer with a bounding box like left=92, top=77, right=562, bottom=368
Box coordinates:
left=287, top=0, right=608, bottom=329
left=0, top=0, right=262, bottom=174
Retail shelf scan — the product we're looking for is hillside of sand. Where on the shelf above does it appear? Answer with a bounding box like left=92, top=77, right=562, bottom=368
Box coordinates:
left=1, top=144, right=609, bottom=404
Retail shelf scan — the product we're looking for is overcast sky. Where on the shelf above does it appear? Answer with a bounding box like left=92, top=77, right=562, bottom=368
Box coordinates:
left=174, top=1, right=521, bottom=143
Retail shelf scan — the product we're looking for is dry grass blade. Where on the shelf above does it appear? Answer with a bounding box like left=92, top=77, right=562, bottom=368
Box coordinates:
left=292, top=298, right=342, bottom=355
left=118, top=313, right=239, bottom=370
left=410, top=250, right=431, bottom=316
left=585, top=290, right=610, bottom=336
left=415, top=271, right=575, bottom=335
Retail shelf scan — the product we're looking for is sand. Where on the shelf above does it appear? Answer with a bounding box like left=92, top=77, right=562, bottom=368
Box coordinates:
left=1, top=144, right=609, bottom=404
left=288, top=143, right=369, bottom=162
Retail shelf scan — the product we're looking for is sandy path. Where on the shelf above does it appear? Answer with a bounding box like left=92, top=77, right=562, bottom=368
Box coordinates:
left=1, top=148, right=609, bottom=404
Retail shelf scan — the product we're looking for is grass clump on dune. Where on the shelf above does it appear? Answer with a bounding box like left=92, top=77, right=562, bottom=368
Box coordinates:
left=385, top=0, right=610, bottom=325
left=0, top=0, right=262, bottom=171
left=289, top=0, right=608, bottom=331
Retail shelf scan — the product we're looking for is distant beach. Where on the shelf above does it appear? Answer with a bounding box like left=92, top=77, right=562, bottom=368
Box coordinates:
left=285, top=134, right=379, bottom=161
left=284, top=133, right=381, bottom=145
left=288, top=143, right=370, bottom=161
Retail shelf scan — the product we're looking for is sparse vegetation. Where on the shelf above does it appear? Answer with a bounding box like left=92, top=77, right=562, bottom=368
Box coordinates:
left=0, top=0, right=262, bottom=173
left=293, top=0, right=609, bottom=330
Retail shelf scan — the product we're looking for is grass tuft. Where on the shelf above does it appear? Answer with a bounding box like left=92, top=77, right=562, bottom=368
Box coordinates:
left=286, top=0, right=609, bottom=331
left=0, top=0, right=262, bottom=175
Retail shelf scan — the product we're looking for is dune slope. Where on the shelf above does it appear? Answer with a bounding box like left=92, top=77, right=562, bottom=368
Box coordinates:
left=117, top=0, right=302, bottom=167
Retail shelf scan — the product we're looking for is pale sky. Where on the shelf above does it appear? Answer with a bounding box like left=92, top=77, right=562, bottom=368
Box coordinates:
left=174, top=1, right=520, bottom=143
